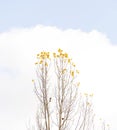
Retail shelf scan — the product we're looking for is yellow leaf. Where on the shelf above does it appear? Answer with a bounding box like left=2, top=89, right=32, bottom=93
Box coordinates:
left=72, top=63, right=76, bottom=67
left=62, top=69, right=66, bottom=74
left=58, top=48, right=63, bottom=53
left=45, top=62, right=48, bottom=67
left=77, top=82, right=80, bottom=87
left=76, top=70, right=79, bottom=74
left=64, top=53, right=68, bottom=58
left=53, top=53, right=56, bottom=58
left=37, top=54, right=39, bottom=57
left=68, top=59, right=71, bottom=63
left=70, top=70, right=74, bottom=77
left=32, top=79, right=34, bottom=82
left=39, top=60, right=43, bottom=64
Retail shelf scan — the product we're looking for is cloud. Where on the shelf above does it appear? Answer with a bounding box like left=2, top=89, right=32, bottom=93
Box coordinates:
left=0, top=25, right=116, bottom=130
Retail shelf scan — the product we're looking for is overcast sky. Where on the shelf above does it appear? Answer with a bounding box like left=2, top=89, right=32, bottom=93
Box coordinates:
left=0, top=1, right=117, bottom=130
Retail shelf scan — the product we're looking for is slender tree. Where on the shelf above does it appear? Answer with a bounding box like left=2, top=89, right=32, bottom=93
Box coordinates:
left=31, top=49, right=110, bottom=130
left=53, top=49, right=79, bottom=130
left=33, top=51, right=51, bottom=130
left=75, top=93, right=95, bottom=130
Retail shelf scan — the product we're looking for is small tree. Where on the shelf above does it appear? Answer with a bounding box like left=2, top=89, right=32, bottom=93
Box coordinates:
left=33, top=51, right=51, bottom=130
left=53, top=49, right=79, bottom=130
left=31, top=49, right=110, bottom=130
left=75, top=93, right=95, bottom=130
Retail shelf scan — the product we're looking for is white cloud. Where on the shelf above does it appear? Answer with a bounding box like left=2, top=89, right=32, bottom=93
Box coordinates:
left=0, top=25, right=116, bottom=130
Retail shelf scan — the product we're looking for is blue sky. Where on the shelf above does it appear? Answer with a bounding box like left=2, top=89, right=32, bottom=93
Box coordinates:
left=0, top=0, right=117, bottom=43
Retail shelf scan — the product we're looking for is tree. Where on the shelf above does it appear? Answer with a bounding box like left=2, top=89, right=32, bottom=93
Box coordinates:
left=31, top=49, right=110, bottom=130
left=75, top=93, right=95, bottom=130
left=33, top=51, right=51, bottom=130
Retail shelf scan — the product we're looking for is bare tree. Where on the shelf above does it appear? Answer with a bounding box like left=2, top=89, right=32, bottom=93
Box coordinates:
left=99, top=119, right=110, bottom=130
left=53, top=49, right=79, bottom=130
left=33, top=51, right=51, bottom=130
left=75, top=93, right=95, bottom=130
left=31, top=49, right=110, bottom=130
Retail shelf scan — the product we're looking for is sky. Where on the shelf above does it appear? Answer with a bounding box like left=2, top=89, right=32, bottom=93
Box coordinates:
left=0, top=0, right=117, bottom=44
left=0, top=0, right=117, bottom=130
